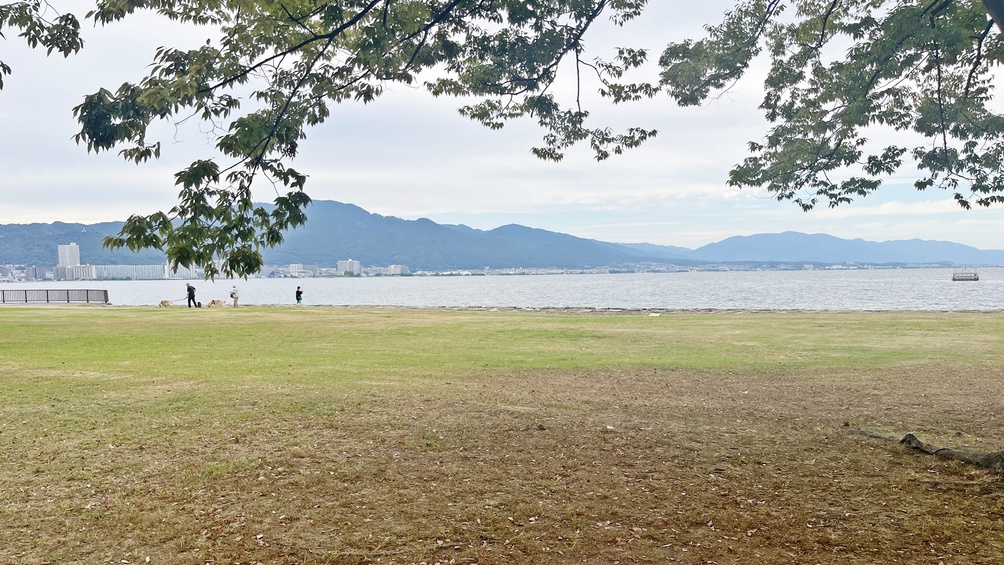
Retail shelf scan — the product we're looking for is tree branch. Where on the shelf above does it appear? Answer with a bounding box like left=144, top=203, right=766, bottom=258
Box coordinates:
left=849, top=429, right=1004, bottom=469
left=201, top=0, right=384, bottom=95
left=814, top=0, right=841, bottom=50
left=983, top=0, right=1004, bottom=32
left=965, top=20, right=995, bottom=98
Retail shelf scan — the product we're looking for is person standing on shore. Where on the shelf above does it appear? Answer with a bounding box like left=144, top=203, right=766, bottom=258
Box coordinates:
left=295, top=286, right=303, bottom=305
left=230, top=284, right=239, bottom=308
left=186, top=283, right=197, bottom=308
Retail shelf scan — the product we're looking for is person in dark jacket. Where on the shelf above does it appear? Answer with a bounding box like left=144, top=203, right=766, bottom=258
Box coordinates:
left=295, top=286, right=303, bottom=304
left=186, top=283, right=197, bottom=308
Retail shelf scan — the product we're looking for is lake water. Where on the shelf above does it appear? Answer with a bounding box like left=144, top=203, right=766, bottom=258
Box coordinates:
left=5, top=268, right=1003, bottom=311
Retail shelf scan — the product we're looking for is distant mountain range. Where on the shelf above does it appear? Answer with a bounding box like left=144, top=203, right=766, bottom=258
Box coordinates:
left=2, top=200, right=1003, bottom=270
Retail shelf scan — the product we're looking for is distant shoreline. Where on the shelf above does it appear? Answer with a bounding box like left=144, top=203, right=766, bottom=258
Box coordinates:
left=4, top=303, right=1001, bottom=316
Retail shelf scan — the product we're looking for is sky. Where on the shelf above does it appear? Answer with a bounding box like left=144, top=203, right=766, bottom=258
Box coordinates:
left=3, top=1, right=1004, bottom=251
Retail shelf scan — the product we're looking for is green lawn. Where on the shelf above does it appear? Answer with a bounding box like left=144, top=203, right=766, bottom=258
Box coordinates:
left=2, top=306, right=1003, bottom=564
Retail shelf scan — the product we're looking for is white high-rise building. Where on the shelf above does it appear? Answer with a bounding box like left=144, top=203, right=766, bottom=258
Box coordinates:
left=57, top=242, right=81, bottom=267
left=337, top=259, right=361, bottom=276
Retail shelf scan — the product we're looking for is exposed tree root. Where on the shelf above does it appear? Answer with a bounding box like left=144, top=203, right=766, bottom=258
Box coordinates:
left=848, top=429, right=1004, bottom=470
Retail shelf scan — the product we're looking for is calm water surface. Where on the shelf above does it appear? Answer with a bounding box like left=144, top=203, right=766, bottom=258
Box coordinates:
left=6, top=268, right=1003, bottom=311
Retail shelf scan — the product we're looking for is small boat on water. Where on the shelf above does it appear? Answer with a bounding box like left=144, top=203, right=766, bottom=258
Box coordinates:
left=952, top=267, right=979, bottom=281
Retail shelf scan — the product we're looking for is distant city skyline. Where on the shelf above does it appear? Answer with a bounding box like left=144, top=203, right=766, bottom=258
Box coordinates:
left=0, top=238, right=400, bottom=281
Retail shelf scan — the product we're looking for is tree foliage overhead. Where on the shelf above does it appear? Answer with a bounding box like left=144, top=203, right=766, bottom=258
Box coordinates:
left=0, top=1, right=83, bottom=88
left=660, top=0, right=1004, bottom=211
left=1, top=0, right=655, bottom=278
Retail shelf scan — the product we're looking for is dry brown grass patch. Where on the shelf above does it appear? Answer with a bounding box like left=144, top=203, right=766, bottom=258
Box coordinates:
left=6, top=364, right=1004, bottom=563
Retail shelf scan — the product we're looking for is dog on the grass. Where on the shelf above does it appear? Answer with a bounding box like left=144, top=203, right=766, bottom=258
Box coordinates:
left=206, top=299, right=226, bottom=308
left=158, top=300, right=172, bottom=308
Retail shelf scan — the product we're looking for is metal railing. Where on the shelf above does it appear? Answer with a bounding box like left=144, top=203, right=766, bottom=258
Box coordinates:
left=0, top=289, right=109, bottom=304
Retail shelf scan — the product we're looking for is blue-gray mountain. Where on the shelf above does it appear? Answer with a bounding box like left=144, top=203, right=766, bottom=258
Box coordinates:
left=679, top=232, right=1004, bottom=264
left=0, top=221, right=168, bottom=266
left=1, top=200, right=1002, bottom=269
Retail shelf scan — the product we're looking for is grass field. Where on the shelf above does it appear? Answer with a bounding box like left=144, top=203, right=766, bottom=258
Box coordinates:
left=1, top=306, right=1003, bottom=564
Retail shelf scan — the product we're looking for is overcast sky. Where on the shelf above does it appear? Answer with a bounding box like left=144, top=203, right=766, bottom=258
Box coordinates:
left=3, top=1, right=1004, bottom=250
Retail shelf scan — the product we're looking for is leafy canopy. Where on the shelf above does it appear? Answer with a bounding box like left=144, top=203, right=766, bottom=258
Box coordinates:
left=0, top=2, right=83, bottom=89
left=5, top=1, right=1004, bottom=277
left=660, top=0, right=1004, bottom=211
left=2, top=0, right=655, bottom=278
